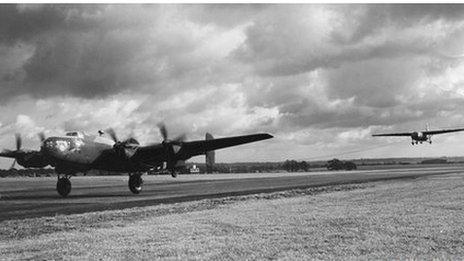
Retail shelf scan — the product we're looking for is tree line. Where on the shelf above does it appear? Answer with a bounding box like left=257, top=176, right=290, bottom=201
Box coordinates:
left=0, top=159, right=349, bottom=177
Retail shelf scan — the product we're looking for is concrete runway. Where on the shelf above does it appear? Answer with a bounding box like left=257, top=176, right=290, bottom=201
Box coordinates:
left=1, top=166, right=463, bottom=221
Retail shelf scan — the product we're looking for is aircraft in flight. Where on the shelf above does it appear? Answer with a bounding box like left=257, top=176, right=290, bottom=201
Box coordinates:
left=0, top=124, right=273, bottom=197
left=372, top=125, right=464, bottom=145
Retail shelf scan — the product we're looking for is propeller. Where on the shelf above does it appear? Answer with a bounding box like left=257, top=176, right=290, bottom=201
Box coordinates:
left=106, top=128, right=139, bottom=159
left=173, top=134, right=186, bottom=143
left=106, top=128, right=119, bottom=144
left=8, top=133, right=22, bottom=169
left=15, top=133, right=21, bottom=151
left=38, top=132, right=46, bottom=143
left=4, top=132, right=50, bottom=169
left=157, top=123, right=168, bottom=141
left=157, top=123, right=186, bottom=144
left=157, top=123, right=186, bottom=172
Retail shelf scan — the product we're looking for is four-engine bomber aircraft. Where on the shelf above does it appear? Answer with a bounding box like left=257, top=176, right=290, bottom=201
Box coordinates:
left=372, top=126, right=464, bottom=145
left=0, top=124, right=273, bottom=197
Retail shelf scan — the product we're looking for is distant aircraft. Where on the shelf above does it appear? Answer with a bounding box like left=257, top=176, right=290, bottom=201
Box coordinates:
left=372, top=125, right=464, bottom=145
left=0, top=124, right=273, bottom=197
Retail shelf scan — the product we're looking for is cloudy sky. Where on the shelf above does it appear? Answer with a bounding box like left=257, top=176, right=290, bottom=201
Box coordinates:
left=2, top=4, right=464, bottom=168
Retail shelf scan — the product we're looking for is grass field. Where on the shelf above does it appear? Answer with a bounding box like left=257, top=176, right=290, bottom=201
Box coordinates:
left=1, top=172, right=464, bottom=259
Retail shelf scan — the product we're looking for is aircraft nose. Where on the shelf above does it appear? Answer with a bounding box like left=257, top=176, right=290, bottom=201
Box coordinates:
left=41, top=138, right=56, bottom=154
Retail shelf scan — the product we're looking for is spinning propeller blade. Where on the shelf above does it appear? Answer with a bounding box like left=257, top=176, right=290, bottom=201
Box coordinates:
left=173, top=134, right=186, bottom=143
left=15, top=133, right=21, bottom=150
left=38, top=132, right=46, bottom=143
left=157, top=123, right=168, bottom=141
left=157, top=122, right=186, bottom=143
left=106, top=127, right=140, bottom=158
left=106, top=128, right=119, bottom=143
left=2, top=132, right=50, bottom=169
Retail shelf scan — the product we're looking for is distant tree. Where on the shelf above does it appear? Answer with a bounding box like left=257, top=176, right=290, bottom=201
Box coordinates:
left=327, top=158, right=357, bottom=171
left=299, top=161, right=309, bottom=171
left=282, top=160, right=295, bottom=172
left=282, top=160, right=310, bottom=172
left=343, top=161, right=357, bottom=170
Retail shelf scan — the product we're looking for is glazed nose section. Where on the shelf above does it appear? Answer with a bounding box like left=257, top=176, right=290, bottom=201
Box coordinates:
left=41, top=138, right=56, bottom=155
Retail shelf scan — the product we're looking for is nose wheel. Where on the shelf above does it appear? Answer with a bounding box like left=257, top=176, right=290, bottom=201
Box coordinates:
left=56, top=176, right=72, bottom=197
left=128, top=173, right=143, bottom=194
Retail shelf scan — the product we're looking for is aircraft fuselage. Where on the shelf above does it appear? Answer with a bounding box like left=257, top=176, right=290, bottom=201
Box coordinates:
left=411, top=132, right=429, bottom=141
left=40, top=133, right=154, bottom=174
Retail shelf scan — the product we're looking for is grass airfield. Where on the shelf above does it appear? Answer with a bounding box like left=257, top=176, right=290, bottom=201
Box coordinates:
left=2, top=171, right=464, bottom=259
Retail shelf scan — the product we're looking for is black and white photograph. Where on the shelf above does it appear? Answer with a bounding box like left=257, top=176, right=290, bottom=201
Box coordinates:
left=2, top=2, right=464, bottom=259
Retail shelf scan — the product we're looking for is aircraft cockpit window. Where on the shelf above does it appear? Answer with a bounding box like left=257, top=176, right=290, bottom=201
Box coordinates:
left=65, top=132, right=84, bottom=138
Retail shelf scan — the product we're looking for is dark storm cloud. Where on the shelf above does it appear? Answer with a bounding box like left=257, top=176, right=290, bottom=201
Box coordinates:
left=330, top=4, right=464, bottom=44
left=0, top=4, right=126, bottom=99
left=186, top=4, right=265, bottom=28
left=225, top=4, right=464, bottom=134
left=21, top=30, right=143, bottom=97
left=3, top=4, right=462, bottom=102
left=0, top=4, right=99, bottom=45
left=387, top=4, right=464, bottom=23
left=0, top=4, right=225, bottom=100
left=233, top=4, right=464, bottom=78
left=0, top=4, right=65, bottom=44
left=1, top=4, right=464, bottom=136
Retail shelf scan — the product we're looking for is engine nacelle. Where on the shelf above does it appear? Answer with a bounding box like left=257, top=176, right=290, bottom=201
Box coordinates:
left=113, top=138, right=140, bottom=159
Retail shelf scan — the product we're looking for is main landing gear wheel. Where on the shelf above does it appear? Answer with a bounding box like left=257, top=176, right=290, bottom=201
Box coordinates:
left=57, top=177, right=71, bottom=197
left=129, top=173, right=143, bottom=194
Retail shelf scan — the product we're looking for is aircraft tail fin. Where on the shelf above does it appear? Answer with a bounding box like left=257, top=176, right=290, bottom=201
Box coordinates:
left=205, top=133, right=215, bottom=173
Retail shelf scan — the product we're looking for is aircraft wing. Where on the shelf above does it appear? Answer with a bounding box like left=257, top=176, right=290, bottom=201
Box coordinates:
left=0, top=150, right=17, bottom=158
left=424, top=128, right=464, bottom=135
left=181, top=133, right=273, bottom=158
left=133, top=133, right=273, bottom=164
left=131, top=143, right=166, bottom=165
left=372, top=132, right=412, bottom=137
